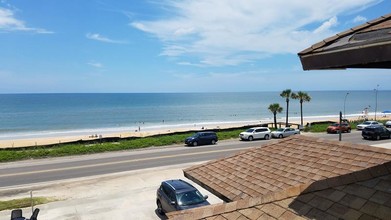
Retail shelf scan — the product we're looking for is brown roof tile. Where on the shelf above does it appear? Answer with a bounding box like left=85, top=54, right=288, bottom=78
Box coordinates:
left=298, top=13, right=391, bottom=55
left=168, top=136, right=391, bottom=220
left=259, top=203, right=284, bottom=218
left=168, top=172, right=391, bottom=220
left=340, top=194, right=366, bottom=210
left=185, top=136, right=391, bottom=202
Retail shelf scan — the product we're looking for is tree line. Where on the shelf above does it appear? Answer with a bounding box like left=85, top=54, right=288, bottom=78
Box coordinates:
left=268, top=89, right=311, bottom=129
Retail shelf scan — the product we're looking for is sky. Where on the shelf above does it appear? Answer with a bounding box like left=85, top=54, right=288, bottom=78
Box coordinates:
left=0, top=0, right=390, bottom=93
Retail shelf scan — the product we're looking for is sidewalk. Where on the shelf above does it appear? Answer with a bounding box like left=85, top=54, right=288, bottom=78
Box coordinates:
left=0, top=162, right=222, bottom=220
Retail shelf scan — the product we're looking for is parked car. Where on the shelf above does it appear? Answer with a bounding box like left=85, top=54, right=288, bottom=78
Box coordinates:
left=326, top=122, right=351, bottom=133
left=362, top=125, right=391, bottom=140
left=185, top=131, right=218, bottom=146
left=156, top=179, right=209, bottom=215
left=271, top=127, right=300, bottom=138
left=356, top=121, right=383, bottom=130
left=385, top=121, right=391, bottom=128
left=239, top=127, right=271, bottom=141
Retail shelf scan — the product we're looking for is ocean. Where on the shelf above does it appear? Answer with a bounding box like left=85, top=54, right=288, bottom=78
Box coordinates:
left=0, top=91, right=390, bottom=140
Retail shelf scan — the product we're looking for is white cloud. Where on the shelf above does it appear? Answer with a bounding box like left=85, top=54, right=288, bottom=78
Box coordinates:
left=131, top=0, right=380, bottom=66
left=353, top=15, right=368, bottom=23
left=314, top=16, right=338, bottom=34
left=86, top=33, right=127, bottom=44
left=88, top=61, right=103, bottom=68
left=0, top=7, right=53, bottom=33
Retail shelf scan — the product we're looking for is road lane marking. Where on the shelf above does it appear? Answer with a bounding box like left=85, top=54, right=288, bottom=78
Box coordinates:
left=0, top=147, right=253, bottom=178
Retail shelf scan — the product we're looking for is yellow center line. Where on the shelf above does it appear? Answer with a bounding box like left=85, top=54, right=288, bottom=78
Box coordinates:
left=0, top=147, right=252, bottom=178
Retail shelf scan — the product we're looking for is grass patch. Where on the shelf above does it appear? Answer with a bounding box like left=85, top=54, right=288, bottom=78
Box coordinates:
left=304, top=119, right=390, bottom=133
left=0, top=197, right=57, bottom=211
left=0, top=129, right=245, bottom=163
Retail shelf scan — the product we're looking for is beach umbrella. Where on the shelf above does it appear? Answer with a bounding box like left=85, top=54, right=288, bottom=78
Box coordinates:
left=382, top=110, right=391, bottom=113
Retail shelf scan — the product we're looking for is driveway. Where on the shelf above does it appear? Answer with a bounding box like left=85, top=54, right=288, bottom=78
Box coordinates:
left=0, top=162, right=222, bottom=220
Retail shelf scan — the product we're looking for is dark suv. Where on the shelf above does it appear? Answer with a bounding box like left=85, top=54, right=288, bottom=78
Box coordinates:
left=362, top=125, right=391, bottom=140
left=156, top=179, right=209, bottom=215
left=185, top=131, right=218, bottom=146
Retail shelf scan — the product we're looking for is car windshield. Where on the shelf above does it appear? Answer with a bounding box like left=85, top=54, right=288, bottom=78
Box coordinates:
left=331, top=123, right=340, bottom=126
left=362, top=122, right=371, bottom=125
left=192, top=133, right=201, bottom=138
left=246, top=129, right=255, bottom=132
left=276, top=128, right=284, bottom=132
left=176, top=190, right=205, bottom=206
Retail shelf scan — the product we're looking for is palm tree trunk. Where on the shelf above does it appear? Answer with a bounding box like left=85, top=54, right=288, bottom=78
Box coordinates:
left=274, top=113, right=277, bottom=129
left=300, top=101, right=303, bottom=126
left=286, top=99, right=289, bottom=127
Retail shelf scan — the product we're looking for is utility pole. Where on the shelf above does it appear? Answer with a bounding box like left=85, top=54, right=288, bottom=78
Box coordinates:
left=343, top=92, right=349, bottom=118
left=375, top=85, right=379, bottom=120
left=339, top=111, right=342, bottom=141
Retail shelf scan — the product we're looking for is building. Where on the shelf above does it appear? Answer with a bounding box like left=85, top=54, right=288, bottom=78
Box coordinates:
left=167, top=135, right=391, bottom=219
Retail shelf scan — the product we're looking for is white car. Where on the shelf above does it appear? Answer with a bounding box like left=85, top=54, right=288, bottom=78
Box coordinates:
left=271, top=127, right=300, bottom=138
left=385, top=121, right=391, bottom=128
left=356, top=121, right=383, bottom=130
left=239, top=127, right=271, bottom=141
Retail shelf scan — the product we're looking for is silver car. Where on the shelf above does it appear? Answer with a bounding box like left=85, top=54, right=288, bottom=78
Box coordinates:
left=239, top=127, right=271, bottom=141
left=271, top=127, right=300, bottom=138
left=356, top=121, right=383, bottom=130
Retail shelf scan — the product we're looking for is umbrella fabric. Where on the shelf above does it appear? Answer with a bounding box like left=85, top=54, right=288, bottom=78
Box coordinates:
left=382, top=110, right=391, bottom=113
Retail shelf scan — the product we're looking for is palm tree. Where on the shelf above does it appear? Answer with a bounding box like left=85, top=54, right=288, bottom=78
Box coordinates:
left=268, top=103, right=283, bottom=129
left=280, top=89, right=293, bottom=127
left=292, top=91, right=311, bottom=126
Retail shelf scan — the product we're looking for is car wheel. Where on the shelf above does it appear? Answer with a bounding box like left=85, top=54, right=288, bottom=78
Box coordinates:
left=279, top=134, right=283, bottom=138
left=376, top=135, right=381, bottom=140
left=211, top=139, right=216, bottom=145
left=248, top=136, right=253, bottom=141
left=157, top=200, right=164, bottom=215
left=347, top=129, right=351, bottom=133
left=264, top=134, right=269, bottom=140
left=192, top=141, right=198, bottom=146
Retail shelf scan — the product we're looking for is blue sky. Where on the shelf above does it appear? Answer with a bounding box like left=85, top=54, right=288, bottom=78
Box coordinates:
left=0, top=0, right=390, bottom=93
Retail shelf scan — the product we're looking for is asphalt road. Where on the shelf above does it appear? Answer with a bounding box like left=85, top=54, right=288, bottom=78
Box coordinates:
left=0, top=131, right=390, bottom=188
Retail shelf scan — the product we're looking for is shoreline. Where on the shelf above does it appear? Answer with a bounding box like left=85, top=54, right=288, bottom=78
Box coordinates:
left=1, top=114, right=390, bottom=149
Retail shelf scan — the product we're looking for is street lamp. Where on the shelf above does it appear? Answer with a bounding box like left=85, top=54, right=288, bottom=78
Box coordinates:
left=343, top=92, right=349, bottom=119
left=375, top=85, right=379, bottom=120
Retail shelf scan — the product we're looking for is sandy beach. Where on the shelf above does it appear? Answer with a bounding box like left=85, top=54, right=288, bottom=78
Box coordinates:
left=1, top=114, right=389, bottom=149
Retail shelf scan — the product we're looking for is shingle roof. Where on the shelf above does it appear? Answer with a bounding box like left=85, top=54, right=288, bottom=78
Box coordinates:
left=298, top=13, right=391, bottom=70
left=184, top=135, right=391, bottom=202
left=167, top=136, right=391, bottom=220
left=168, top=162, right=391, bottom=220
left=298, top=13, right=391, bottom=55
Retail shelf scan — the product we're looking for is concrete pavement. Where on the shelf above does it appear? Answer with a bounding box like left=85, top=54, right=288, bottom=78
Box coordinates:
left=0, top=162, right=222, bottom=220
